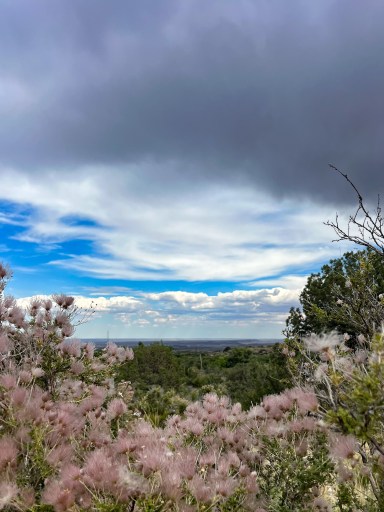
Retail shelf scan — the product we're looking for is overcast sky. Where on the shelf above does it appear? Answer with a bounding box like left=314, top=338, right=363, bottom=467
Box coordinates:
left=0, top=0, right=382, bottom=339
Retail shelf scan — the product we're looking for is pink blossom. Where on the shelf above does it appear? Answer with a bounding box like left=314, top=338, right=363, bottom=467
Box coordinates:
left=55, top=311, right=69, bottom=328
left=61, top=323, right=74, bottom=338
left=90, top=361, right=106, bottom=371
left=174, top=447, right=197, bottom=480
left=46, top=444, right=74, bottom=467
left=202, top=392, right=220, bottom=413
left=42, top=482, right=76, bottom=512
left=248, top=405, right=267, bottom=420
left=43, top=299, right=53, bottom=310
left=70, top=360, right=84, bottom=375
left=31, top=367, right=45, bottom=378
left=3, top=296, right=15, bottom=309
left=82, top=449, right=119, bottom=491
left=330, top=435, right=358, bottom=460
left=357, top=334, right=367, bottom=345
left=186, top=401, right=201, bottom=416
left=10, top=386, right=28, bottom=407
left=295, top=439, right=308, bottom=456
left=304, top=332, right=341, bottom=352
left=89, top=385, right=107, bottom=404
left=188, top=475, right=213, bottom=503
left=0, top=482, right=18, bottom=510
left=227, top=451, right=241, bottom=468
left=289, top=417, right=317, bottom=433
left=217, top=457, right=230, bottom=476
left=313, top=496, right=332, bottom=511
left=0, top=373, right=17, bottom=391
left=28, top=299, right=42, bottom=317
left=107, top=398, right=127, bottom=419
left=79, top=396, right=103, bottom=414
left=217, top=427, right=234, bottom=444
left=87, top=426, right=112, bottom=448
left=134, top=419, right=156, bottom=438
left=0, top=334, right=12, bottom=354
left=209, top=407, right=229, bottom=425
left=262, top=392, right=293, bottom=419
left=7, top=306, right=25, bottom=328
left=58, top=339, right=82, bottom=358
left=124, top=347, right=134, bottom=361
left=0, top=263, right=9, bottom=279
left=288, top=387, right=318, bottom=413
left=59, top=464, right=84, bottom=493
left=218, top=395, right=230, bottom=407
left=137, top=444, right=169, bottom=475
left=354, top=349, right=368, bottom=364
left=265, top=421, right=287, bottom=437
left=53, top=294, right=75, bottom=309
left=113, top=434, right=137, bottom=455
left=199, top=449, right=217, bottom=467
left=231, top=402, right=242, bottom=415
left=214, top=475, right=237, bottom=497
left=19, top=487, right=35, bottom=509
left=15, top=427, right=31, bottom=444
left=106, top=341, right=118, bottom=356
left=244, top=473, right=259, bottom=493
left=83, top=342, right=95, bottom=359
left=0, top=437, right=18, bottom=471
left=18, top=370, right=32, bottom=384
left=117, top=466, right=148, bottom=494
left=184, top=417, right=204, bottom=436
left=59, top=379, right=84, bottom=399
left=160, top=468, right=183, bottom=500
left=16, top=396, right=45, bottom=424
left=336, top=462, right=354, bottom=482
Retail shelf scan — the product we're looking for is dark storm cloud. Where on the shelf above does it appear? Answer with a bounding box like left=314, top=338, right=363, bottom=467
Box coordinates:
left=1, top=0, right=384, bottom=201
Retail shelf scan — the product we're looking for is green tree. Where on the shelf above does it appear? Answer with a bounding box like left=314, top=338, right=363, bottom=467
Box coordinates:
left=226, top=345, right=290, bottom=408
left=285, top=248, right=384, bottom=344
left=224, top=347, right=252, bottom=367
left=117, top=342, right=182, bottom=390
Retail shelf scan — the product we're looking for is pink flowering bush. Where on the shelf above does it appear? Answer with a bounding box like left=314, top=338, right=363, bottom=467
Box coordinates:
left=0, top=265, right=136, bottom=510
left=283, top=326, right=384, bottom=510
left=2, top=262, right=384, bottom=510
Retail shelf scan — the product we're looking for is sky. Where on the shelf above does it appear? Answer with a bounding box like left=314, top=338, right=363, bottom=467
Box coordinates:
left=0, top=0, right=383, bottom=339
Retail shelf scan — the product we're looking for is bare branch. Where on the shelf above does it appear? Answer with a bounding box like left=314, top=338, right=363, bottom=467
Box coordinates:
left=325, top=165, right=384, bottom=256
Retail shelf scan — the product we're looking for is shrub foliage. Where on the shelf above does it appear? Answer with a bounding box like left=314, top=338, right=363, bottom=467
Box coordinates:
left=1, top=248, right=384, bottom=510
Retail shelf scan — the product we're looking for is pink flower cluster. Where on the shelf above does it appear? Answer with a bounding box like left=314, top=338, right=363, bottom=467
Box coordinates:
left=1, top=358, right=331, bottom=511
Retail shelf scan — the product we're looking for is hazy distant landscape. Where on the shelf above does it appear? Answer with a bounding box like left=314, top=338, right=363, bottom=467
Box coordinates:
left=83, top=337, right=281, bottom=351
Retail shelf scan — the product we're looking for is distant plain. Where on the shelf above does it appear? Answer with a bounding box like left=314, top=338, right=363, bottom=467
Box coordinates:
left=82, top=338, right=281, bottom=351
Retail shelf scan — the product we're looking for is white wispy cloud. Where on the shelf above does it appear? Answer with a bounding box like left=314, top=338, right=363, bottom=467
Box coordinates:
left=248, top=274, right=309, bottom=290
left=0, top=167, right=349, bottom=282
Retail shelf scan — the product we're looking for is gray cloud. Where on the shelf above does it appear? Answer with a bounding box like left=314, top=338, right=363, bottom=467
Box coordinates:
left=1, top=0, right=383, bottom=202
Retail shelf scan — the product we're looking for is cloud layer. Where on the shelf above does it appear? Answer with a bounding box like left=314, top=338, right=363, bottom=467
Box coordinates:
left=0, top=0, right=383, bottom=201
left=17, top=283, right=302, bottom=338
left=1, top=170, right=342, bottom=281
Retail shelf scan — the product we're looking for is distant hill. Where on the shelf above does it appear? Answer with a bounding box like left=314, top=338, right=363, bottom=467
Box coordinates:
left=80, top=338, right=282, bottom=352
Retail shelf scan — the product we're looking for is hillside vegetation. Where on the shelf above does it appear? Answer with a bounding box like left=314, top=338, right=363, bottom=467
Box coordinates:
left=117, top=343, right=289, bottom=425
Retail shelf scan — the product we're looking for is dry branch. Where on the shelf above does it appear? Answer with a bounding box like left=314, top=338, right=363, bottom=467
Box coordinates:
left=325, top=164, right=384, bottom=255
